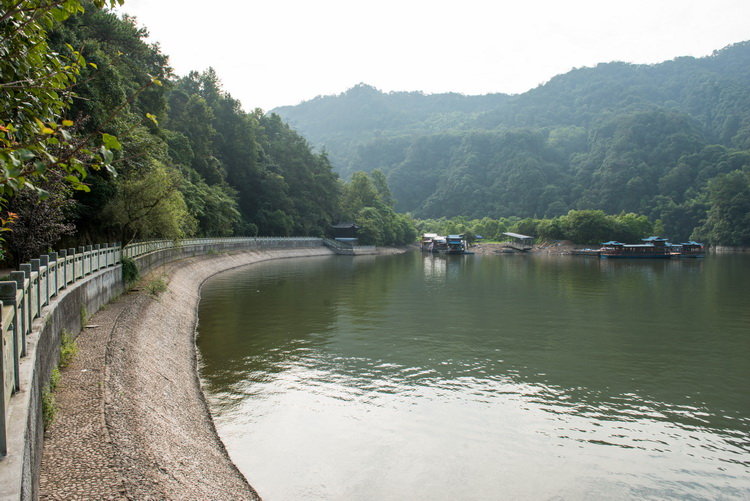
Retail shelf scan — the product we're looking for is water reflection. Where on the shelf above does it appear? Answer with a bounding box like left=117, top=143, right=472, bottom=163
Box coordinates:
left=198, top=252, right=750, bottom=500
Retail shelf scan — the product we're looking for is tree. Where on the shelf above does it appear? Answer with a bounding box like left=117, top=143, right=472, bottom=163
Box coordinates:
left=355, top=207, right=384, bottom=245
left=370, top=169, right=394, bottom=207
left=342, top=171, right=379, bottom=218
left=611, top=212, right=654, bottom=242
left=559, top=210, right=616, bottom=244
left=693, top=170, right=750, bottom=246
left=341, top=171, right=416, bottom=246
left=5, top=169, right=75, bottom=264
left=102, top=161, right=195, bottom=243
left=0, top=0, right=123, bottom=199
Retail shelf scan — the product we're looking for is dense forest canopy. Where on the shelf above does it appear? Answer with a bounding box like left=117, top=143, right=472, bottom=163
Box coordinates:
left=274, top=42, right=750, bottom=245
left=0, top=1, right=415, bottom=263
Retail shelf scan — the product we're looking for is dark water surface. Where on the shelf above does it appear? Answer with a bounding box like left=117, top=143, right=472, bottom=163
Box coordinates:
left=197, top=252, right=750, bottom=500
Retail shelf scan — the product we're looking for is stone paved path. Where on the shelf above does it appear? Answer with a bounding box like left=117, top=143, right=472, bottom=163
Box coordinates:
left=39, top=291, right=134, bottom=500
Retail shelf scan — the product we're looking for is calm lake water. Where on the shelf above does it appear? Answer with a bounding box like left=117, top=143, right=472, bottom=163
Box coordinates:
left=197, top=252, right=750, bottom=500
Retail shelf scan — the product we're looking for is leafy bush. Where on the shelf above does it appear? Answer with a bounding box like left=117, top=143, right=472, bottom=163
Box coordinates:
left=147, top=277, right=168, bottom=297
left=121, top=256, right=139, bottom=285
left=42, top=389, right=57, bottom=429
left=59, top=331, right=78, bottom=368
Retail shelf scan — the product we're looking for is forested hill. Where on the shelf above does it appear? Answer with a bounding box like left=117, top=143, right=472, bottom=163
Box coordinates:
left=0, top=2, right=416, bottom=266
left=273, top=42, right=750, bottom=244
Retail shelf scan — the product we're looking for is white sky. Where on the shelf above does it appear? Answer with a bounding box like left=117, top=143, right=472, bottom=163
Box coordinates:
left=116, top=0, right=750, bottom=112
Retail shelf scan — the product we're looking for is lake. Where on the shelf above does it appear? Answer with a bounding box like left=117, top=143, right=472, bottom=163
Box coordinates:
left=197, top=252, right=750, bottom=500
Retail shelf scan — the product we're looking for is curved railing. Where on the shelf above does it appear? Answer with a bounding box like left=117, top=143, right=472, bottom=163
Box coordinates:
left=0, top=237, right=324, bottom=458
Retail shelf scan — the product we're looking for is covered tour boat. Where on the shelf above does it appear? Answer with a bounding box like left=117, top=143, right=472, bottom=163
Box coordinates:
left=599, top=237, right=677, bottom=259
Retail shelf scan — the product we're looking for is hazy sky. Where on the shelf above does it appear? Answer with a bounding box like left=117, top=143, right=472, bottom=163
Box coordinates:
left=117, top=0, right=749, bottom=111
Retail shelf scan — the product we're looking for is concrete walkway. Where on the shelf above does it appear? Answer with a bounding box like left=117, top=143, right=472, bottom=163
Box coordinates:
left=38, top=248, right=334, bottom=500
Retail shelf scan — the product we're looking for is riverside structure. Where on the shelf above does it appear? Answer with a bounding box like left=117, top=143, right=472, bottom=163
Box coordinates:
left=0, top=236, right=375, bottom=500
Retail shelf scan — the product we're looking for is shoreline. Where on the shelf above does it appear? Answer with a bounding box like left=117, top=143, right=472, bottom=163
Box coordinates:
left=39, top=247, right=338, bottom=500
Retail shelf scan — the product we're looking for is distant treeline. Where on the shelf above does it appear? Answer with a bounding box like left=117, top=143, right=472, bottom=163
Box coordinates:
left=416, top=210, right=659, bottom=246
left=275, top=43, right=750, bottom=247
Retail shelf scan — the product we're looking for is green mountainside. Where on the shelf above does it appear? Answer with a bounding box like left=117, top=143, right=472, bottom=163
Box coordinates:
left=273, top=43, right=750, bottom=243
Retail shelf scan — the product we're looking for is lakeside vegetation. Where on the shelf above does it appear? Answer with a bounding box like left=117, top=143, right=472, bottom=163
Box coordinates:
left=275, top=44, right=750, bottom=247
left=415, top=210, right=659, bottom=246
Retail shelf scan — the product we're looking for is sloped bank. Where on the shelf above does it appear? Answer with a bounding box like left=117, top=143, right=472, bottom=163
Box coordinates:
left=39, top=247, right=334, bottom=500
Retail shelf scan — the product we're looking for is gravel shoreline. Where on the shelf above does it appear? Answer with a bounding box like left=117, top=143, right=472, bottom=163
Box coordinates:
left=39, top=248, right=336, bottom=500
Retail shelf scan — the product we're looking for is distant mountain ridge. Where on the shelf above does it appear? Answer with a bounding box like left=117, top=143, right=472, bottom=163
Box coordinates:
left=272, top=42, right=750, bottom=243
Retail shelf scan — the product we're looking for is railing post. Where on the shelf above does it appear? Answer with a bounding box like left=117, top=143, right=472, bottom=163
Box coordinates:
left=30, top=260, right=41, bottom=318
left=59, top=250, right=68, bottom=289
left=10, top=272, right=27, bottom=357
left=0, top=282, right=20, bottom=393
left=68, top=247, right=76, bottom=284
left=77, top=247, right=84, bottom=278
left=49, top=252, right=59, bottom=297
left=19, top=264, right=32, bottom=331
left=85, top=246, right=93, bottom=275
left=91, top=244, right=101, bottom=271
left=39, top=255, right=50, bottom=307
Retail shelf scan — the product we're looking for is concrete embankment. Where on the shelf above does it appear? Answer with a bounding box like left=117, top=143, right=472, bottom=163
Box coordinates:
left=38, top=247, right=334, bottom=500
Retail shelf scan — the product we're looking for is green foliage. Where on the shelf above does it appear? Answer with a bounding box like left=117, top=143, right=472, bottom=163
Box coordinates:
left=80, top=304, right=88, bottom=328
left=4, top=169, right=76, bottom=264
left=0, top=0, right=125, bottom=255
left=102, top=161, right=195, bottom=243
left=0, top=0, right=125, bottom=187
left=417, top=210, right=657, bottom=245
left=693, top=170, right=750, bottom=246
left=59, top=330, right=78, bottom=368
left=42, top=388, right=57, bottom=429
left=49, top=367, right=61, bottom=392
left=276, top=44, right=750, bottom=246
left=146, top=277, right=168, bottom=297
left=340, top=171, right=417, bottom=246
left=121, top=256, right=139, bottom=285
left=0, top=4, right=370, bottom=254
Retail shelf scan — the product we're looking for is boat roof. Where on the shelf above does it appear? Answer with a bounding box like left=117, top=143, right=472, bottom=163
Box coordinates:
left=601, top=241, right=624, bottom=245
left=503, top=232, right=533, bottom=240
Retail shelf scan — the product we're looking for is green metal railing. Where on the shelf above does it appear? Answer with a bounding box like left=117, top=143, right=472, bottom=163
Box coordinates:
left=0, top=236, right=323, bottom=456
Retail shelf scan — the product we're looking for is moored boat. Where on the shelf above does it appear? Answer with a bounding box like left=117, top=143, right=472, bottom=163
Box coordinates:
left=445, top=234, right=467, bottom=254
left=421, top=233, right=439, bottom=252
left=431, top=237, right=449, bottom=253
left=676, top=241, right=705, bottom=258
left=599, top=237, right=675, bottom=259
